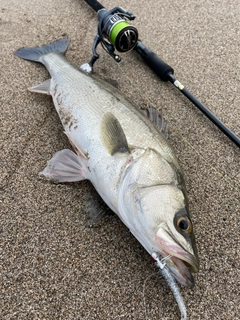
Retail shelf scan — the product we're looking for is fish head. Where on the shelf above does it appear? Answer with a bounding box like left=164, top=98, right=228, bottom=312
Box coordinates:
left=137, top=184, right=199, bottom=288
left=119, top=148, right=199, bottom=288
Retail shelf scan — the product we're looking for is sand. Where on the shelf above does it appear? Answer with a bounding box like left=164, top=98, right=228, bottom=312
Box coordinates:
left=1, top=0, right=239, bottom=319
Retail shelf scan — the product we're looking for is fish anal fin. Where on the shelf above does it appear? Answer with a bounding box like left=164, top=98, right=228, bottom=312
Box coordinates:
left=29, top=79, right=51, bottom=95
left=101, top=112, right=129, bottom=155
left=39, top=149, right=87, bottom=183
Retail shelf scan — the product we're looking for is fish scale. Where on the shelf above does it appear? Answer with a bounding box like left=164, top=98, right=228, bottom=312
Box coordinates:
left=43, top=53, right=176, bottom=165
left=15, top=38, right=199, bottom=318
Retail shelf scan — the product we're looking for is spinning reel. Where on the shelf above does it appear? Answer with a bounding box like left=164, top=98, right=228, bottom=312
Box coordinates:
left=81, top=7, right=138, bottom=72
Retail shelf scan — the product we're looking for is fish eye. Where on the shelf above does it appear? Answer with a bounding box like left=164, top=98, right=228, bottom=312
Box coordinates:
left=177, top=217, right=192, bottom=233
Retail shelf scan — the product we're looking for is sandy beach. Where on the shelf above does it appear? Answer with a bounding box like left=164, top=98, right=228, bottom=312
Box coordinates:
left=1, top=0, right=239, bottom=319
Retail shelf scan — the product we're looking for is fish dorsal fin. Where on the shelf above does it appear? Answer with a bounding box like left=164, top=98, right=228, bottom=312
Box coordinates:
left=139, top=106, right=169, bottom=139
left=101, top=112, right=129, bottom=155
left=28, top=79, right=51, bottom=95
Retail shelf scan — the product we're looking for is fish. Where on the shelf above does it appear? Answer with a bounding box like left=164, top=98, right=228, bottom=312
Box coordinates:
left=14, top=39, right=199, bottom=291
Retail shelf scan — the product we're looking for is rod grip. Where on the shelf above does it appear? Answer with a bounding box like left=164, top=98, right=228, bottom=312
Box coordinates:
left=84, top=0, right=105, bottom=12
left=135, top=41, right=174, bottom=81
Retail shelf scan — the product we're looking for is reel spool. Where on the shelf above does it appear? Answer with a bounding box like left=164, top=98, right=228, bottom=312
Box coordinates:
left=97, top=7, right=138, bottom=53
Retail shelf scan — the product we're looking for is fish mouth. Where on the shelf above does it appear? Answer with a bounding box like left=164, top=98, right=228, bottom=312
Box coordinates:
left=155, top=227, right=199, bottom=288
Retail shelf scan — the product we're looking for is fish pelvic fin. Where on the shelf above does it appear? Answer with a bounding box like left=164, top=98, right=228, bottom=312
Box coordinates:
left=39, top=149, right=87, bottom=183
left=14, top=38, right=69, bottom=63
left=101, top=112, right=129, bottom=155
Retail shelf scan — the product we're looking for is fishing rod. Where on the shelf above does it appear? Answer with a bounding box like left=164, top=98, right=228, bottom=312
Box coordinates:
left=82, top=0, right=240, bottom=149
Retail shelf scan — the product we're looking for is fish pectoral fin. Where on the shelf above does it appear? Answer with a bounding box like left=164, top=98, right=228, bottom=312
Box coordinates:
left=39, top=149, right=87, bottom=182
left=28, top=79, right=51, bottom=95
left=101, top=112, right=129, bottom=155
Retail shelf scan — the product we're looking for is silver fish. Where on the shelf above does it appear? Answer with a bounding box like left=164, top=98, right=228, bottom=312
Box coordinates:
left=14, top=39, right=199, bottom=291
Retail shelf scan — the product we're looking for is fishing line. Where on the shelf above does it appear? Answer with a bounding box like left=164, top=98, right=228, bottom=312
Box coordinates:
left=142, top=272, right=157, bottom=320
left=142, top=254, right=187, bottom=320
left=116, top=62, right=240, bottom=193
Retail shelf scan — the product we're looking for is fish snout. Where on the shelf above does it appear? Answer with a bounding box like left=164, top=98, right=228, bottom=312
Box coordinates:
left=155, top=227, right=199, bottom=288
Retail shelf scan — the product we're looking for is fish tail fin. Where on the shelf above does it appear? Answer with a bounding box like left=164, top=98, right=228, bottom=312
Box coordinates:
left=14, top=38, right=70, bottom=63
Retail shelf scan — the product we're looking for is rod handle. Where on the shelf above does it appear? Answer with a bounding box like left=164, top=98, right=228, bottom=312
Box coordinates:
left=135, top=41, right=174, bottom=81
left=84, top=0, right=105, bottom=12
